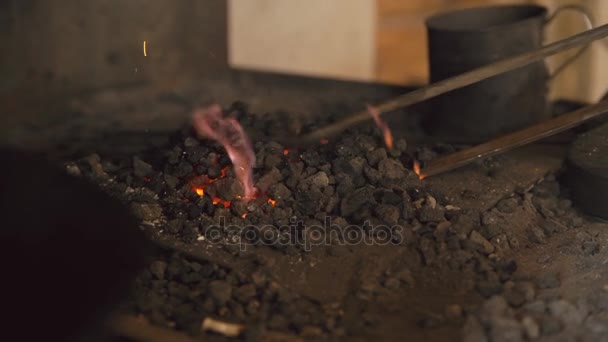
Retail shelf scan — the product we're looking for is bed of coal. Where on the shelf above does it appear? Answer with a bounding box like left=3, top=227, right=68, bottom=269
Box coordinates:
left=55, top=99, right=608, bottom=342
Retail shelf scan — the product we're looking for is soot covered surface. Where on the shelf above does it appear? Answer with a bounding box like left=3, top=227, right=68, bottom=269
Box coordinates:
left=64, top=102, right=608, bottom=341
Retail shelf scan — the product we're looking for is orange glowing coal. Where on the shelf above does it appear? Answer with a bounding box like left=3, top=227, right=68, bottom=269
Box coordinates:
left=413, top=160, right=426, bottom=180
left=241, top=213, right=248, bottom=219
left=212, top=197, right=231, bottom=208
left=283, top=149, right=289, bottom=156
left=189, top=165, right=242, bottom=208
left=267, top=198, right=277, bottom=207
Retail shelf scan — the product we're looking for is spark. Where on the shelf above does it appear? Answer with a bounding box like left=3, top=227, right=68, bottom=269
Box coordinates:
left=143, top=40, right=147, bottom=57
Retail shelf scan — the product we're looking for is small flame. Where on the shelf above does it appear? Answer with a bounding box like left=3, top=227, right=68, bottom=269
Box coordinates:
left=267, top=198, right=277, bottom=207
left=367, top=104, right=393, bottom=150
left=413, top=160, right=426, bottom=180
left=212, top=197, right=231, bottom=208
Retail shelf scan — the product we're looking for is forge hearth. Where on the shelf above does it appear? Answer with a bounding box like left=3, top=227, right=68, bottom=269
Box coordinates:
left=56, top=99, right=608, bottom=341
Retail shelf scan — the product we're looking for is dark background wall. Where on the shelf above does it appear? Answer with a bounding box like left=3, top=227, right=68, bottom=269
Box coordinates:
left=0, top=0, right=228, bottom=93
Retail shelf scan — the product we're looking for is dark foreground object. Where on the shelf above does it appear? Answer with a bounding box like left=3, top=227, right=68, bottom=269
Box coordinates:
left=566, top=122, right=608, bottom=220
left=0, top=148, right=152, bottom=340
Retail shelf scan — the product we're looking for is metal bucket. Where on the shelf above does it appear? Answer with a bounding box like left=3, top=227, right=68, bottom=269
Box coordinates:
left=421, top=5, right=592, bottom=143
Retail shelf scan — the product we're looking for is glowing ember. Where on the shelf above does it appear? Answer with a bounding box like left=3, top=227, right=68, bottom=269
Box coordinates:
left=367, top=104, right=393, bottom=150
left=192, top=104, right=258, bottom=200
left=194, top=187, right=204, bottom=196
left=212, top=197, right=231, bottom=208
left=283, top=149, right=289, bottom=156
left=413, top=160, right=426, bottom=180
left=267, top=198, right=277, bottom=207
left=241, top=213, right=248, bottom=219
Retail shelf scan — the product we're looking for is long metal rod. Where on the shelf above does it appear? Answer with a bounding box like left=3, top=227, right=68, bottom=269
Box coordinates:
left=279, top=23, right=608, bottom=146
left=418, top=99, right=608, bottom=179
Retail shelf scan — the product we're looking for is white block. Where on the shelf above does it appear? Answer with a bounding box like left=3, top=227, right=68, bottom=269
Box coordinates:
left=228, top=0, right=376, bottom=81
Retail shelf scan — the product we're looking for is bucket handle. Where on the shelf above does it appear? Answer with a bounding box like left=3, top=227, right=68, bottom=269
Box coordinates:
left=544, top=5, right=595, bottom=79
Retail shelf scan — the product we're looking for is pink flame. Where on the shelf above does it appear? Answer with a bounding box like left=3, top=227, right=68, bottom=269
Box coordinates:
left=192, top=104, right=258, bottom=200
left=367, top=104, right=393, bottom=150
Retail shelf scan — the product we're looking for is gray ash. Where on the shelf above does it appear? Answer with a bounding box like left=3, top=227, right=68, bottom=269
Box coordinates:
left=64, top=102, right=599, bottom=340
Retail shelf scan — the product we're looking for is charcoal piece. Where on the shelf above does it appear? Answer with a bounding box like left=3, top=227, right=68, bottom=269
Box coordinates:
left=335, top=140, right=358, bottom=158
left=167, top=147, right=182, bottom=165
left=207, top=281, right=232, bottom=305
left=166, top=219, right=184, bottom=234
left=529, top=226, right=547, bottom=244
left=418, top=203, right=445, bottom=223
left=183, top=136, right=199, bottom=148
left=378, top=159, right=406, bottom=180
left=172, top=161, right=194, bottom=178
left=187, top=204, right=202, bottom=219
left=131, top=203, right=163, bottom=221
left=185, top=146, right=206, bottom=163
left=264, top=154, right=283, bottom=169
left=234, top=284, right=257, bottom=303
left=214, top=178, right=243, bottom=200
left=149, top=261, right=168, bottom=280
left=496, top=197, right=519, bottom=214
left=481, top=210, right=499, bottom=226
left=196, top=196, right=214, bottom=215
left=481, top=224, right=503, bottom=240
left=374, top=204, right=400, bottom=226
left=85, top=154, right=109, bottom=180
left=433, top=221, right=451, bottom=241
left=205, top=165, right=221, bottom=179
left=133, top=157, right=154, bottom=178
left=450, top=210, right=481, bottom=236
left=257, top=167, right=282, bottom=193
left=373, top=189, right=402, bottom=205
left=348, top=157, right=366, bottom=175
left=230, top=199, right=248, bottom=217
left=182, top=223, right=199, bottom=243
left=307, top=171, right=329, bottom=188
left=341, top=186, right=374, bottom=217
left=355, top=134, right=377, bottom=152
left=418, top=238, right=436, bottom=265
left=295, top=189, right=323, bottom=216
left=163, top=174, right=180, bottom=189
left=268, top=183, right=292, bottom=201
left=336, top=176, right=355, bottom=196
left=366, top=148, right=388, bottom=167
left=301, top=150, right=321, bottom=167
left=194, top=164, right=207, bottom=175
left=332, top=158, right=356, bottom=177
left=363, top=165, right=381, bottom=184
